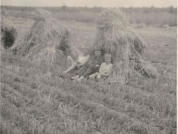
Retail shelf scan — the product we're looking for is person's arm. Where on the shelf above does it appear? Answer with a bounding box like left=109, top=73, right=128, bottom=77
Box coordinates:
left=107, top=64, right=113, bottom=75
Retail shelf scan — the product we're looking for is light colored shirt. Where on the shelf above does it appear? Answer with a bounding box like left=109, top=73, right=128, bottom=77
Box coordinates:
left=99, top=62, right=113, bottom=76
left=77, top=55, right=90, bottom=65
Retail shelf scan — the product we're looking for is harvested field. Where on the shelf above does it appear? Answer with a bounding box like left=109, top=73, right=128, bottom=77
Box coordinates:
left=0, top=9, right=176, bottom=134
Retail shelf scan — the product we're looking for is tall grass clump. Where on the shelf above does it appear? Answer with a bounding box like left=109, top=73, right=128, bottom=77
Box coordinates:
left=1, top=9, right=18, bottom=49
left=94, top=8, right=158, bottom=83
left=12, top=9, right=76, bottom=71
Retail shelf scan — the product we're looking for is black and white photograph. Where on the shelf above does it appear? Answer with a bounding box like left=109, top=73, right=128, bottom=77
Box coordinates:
left=0, top=0, right=177, bottom=134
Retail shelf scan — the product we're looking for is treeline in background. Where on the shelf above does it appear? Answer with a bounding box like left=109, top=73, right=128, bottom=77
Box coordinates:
left=1, top=5, right=177, bottom=27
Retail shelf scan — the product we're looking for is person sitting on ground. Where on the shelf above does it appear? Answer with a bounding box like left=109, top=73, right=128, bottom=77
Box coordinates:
left=65, top=48, right=75, bottom=69
left=63, top=47, right=90, bottom=74
left=89, top=53, right=113, bottom=81
left=72, top=49, right=104, bottom=81
left=56, top=44, right=75, bottom=68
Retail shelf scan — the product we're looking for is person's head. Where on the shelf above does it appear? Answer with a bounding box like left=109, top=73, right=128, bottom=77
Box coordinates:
left=81, top=48, right=89, bottom=56
left=94, top=49, right=102, bottom=57
left=104, top=53, right=112, bottom=64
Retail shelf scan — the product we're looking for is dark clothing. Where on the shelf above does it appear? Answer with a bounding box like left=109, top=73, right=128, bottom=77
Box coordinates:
left=76, top=65, right=88, bottom=76
left=89, top=55, right=104, bottom=67
left=83, top=65, right=100, bottom=77
left=76, top=55, right=104, bottom=77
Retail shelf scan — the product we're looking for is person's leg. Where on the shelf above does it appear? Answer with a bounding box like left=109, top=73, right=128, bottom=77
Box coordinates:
left=78, top=66, right=99, bottom=81
left=71, top=65, right=89, bottom=80
left=67, top=56, right=75, bottom=68
left=83, top=67, right=94, bottom=78
left=63, top=62, right=77, bottom=73
left=89, top=72, right=98, bottom=79
left=71, top=75, right=80, bottom=80
left=76, top=65, right=89, bottom=77
left=84, top=66, right=100, bottom=78
left=96, top=74, right=109, bottom=82
left=77, top=75, right=84, bottom=81
left=77, top=66, right=94, bottom=81
left=63, top=56, right=76, bottom=73
left=96, top=74, right=101, bottom=81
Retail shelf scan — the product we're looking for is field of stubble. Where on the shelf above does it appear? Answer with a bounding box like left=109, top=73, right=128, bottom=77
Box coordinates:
left=0, top=17, right=176, bottom=134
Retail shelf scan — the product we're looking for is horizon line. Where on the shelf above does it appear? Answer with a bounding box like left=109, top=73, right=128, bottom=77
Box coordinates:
left=1, top=4, right=177, bottom=8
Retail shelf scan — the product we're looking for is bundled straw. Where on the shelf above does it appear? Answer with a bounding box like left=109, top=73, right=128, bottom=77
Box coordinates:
left=94, top=8, right=158, bottom=83
left=1, top=9, right=18, bottom=49
left=13, top=9, right=77, bottom=70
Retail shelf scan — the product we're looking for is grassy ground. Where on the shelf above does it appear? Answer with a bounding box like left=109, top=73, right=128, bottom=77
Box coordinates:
left=0, top=17, right=176, bottom=134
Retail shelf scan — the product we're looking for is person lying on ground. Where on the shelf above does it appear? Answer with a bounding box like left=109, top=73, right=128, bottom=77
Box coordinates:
left=72, top=49, right=104, bottom=81
left=89, top=53, right=113, bottom=81
left=63, top=47, right=90, bottom=74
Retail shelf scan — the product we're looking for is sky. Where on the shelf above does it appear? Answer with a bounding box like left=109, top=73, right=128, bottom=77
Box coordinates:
left=1, top=0, right=177, bottom=7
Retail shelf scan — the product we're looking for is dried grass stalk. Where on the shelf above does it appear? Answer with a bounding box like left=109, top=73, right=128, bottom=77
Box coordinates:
left=94, top=8, right=158, bottom=83
left=1, top=8, right=17, bottom=49
left=13, top=9, right=77, bottom=69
